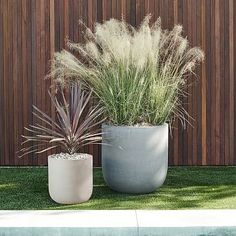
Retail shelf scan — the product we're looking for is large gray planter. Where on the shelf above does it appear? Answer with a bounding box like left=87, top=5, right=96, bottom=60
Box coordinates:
left=48, top=154, right=93, bottom=204
left=102, top=123, right=168, bottom=194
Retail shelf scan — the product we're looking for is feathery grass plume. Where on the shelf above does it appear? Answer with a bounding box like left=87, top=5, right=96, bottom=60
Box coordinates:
left=48, top=15, right=204, bottom=126
left=19, top=82, right=105, bottom=158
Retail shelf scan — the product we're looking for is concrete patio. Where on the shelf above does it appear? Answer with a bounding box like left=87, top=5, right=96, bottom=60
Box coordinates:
left=0, top=210, right=236, bottom=236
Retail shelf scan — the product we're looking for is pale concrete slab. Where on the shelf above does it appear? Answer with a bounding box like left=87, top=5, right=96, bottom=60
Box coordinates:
left=136, top=210, right=236, bottom=227
left=0, top=210, right=137, bottom=228
left=0, top=210, right=236, bottom=236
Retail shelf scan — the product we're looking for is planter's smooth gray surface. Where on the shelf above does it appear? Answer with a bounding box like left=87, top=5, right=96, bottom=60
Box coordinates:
left=102, top=123, right=168, bottom=193
left=48, top=154, right=93, bottom=204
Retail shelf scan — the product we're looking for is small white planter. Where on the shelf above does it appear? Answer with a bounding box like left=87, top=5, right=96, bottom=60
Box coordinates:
left=102, top=123, right=168, bottom=194
left=48, top=153, right=93, bottom=204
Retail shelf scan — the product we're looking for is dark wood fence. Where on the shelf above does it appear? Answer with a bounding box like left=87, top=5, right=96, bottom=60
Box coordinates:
left=0, top=0, right=235, bottom=166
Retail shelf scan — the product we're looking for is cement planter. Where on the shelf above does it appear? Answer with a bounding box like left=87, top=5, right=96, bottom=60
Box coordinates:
left=48, top=154, right=93, bottom=204
left=102, top=123, right=168, bottom=194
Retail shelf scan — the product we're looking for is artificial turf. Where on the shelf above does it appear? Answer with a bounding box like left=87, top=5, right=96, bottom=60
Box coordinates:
left=0, top=167, right=235, bottom=210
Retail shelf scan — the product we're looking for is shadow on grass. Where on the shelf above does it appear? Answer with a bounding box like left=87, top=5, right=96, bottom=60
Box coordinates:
left=0, top=167, right=235, bottom=210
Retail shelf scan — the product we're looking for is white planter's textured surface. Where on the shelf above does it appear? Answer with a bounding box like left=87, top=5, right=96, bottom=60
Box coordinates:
left=102, top=123, right=168, bottom=193
left=48, top=154, right=92, bottom=204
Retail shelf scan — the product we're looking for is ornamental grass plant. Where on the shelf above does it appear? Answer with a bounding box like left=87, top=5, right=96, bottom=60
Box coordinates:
left=48, top=15, right=204, bottom=126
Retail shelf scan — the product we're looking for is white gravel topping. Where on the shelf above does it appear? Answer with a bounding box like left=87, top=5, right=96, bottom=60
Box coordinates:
left=49, top=153, right=90, bottom=160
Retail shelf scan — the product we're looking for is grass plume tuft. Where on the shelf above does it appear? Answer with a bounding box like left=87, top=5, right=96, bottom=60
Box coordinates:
left=48, top=15, right=204, bottom=126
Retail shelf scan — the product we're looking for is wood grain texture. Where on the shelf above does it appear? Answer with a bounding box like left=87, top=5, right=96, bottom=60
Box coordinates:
left=0, top=0, right=235, bottom=166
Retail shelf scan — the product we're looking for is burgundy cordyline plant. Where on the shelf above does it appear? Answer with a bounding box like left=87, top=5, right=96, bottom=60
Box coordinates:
left=19, top=82, right=105, bottom=158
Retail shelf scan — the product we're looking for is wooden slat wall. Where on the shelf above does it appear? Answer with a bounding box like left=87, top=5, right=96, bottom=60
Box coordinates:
left=0, top=0, right=235, bottom=166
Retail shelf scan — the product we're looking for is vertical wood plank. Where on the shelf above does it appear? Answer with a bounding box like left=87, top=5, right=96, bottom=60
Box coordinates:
left=12, top=0, right=18, bottom=165
left=201, top=0, right=207, bottom=165
left=31, top=0, right=37, bottom=165
left=0, top=0, right=4, bottom=165
left=191, top=0, right=197, bottom=166
left=214, top=0, right=221, bottom=165
left=210, top=0, right=216, bottom=165
left=234, top=0, right=236, bottom=165
left=229, top=0, right=234, bottom=165
left=172, top=0, right=179, bottom=166
left=177, top=0, right=184, bottom=166
left=223, top=1, right=230, bottom=165
left=182, top=0, right=189, bottom=166
left=3, top=0, right=10, bottom=165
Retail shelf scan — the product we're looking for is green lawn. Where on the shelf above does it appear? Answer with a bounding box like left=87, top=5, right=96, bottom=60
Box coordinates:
left=0, top=167, right=235, bottom=210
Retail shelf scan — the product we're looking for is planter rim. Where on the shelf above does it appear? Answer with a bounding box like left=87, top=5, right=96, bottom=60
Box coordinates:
left=48, top=153, right=92, bottom=161
left=102, top=122, right=168, bottom=129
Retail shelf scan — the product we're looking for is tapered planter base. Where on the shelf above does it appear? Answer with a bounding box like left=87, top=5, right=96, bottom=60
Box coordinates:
left=102, top=124, right=168, bottom=194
